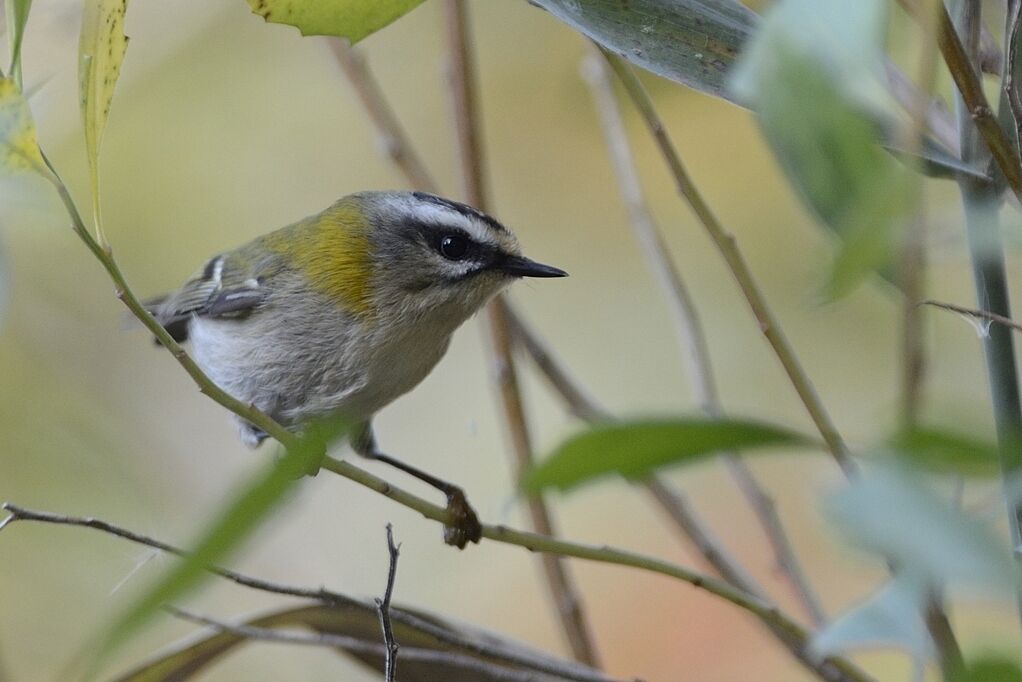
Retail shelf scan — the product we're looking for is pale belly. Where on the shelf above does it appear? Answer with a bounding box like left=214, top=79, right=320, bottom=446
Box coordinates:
left=189, top=309, right=453, bottom=429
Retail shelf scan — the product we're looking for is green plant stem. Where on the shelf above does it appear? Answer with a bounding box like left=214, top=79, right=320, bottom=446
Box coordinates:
left=952, top=0, right=1022, bottom=633
left=442, top=0, right=601, bottom=667
left=601, top=50, right=855, bottom=476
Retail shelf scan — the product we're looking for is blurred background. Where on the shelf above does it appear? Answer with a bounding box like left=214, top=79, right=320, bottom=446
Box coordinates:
left=0, top=1, right=1018, bottom=679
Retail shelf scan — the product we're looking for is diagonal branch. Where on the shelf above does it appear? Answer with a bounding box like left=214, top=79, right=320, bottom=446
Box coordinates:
left=899, top=0, right=1022, bottom=202
left=580, top=47, right=826, bottom=628
left=441, top=0, right=601, bottom=667
left=328, top=40, right=440, bottom=193
left=599, top=50, right=856, bottom=476
left=921, top=298, right=1022, bottom=333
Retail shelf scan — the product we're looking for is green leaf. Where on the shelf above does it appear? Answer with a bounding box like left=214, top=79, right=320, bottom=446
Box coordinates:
left=524, top=418, right=813, bottom=493
left=810, top=573, right=932, bottom=660
left=824, top=467, right=1015, bottom=592
left=531, top=0, right=757, bottom=104
left=730, top=0, right=915, bottom=298
left=953, top=656, right=1022, bottom=682
left=0, top=76, right=45, bottom=174
left=245, top=0, right=426, bottom=43
left=114, top=603, right=609, bottom=681
left=5, top=0, right=32, bottom=87
left=887, top=426, right=1000, bottom=477
left=92, top=419, right=346, bottom=667
left=79, top=0, right=130, bottom=239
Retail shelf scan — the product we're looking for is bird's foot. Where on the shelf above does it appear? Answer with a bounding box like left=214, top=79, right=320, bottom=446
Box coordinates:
left=442, top=486, right=482, bottom=549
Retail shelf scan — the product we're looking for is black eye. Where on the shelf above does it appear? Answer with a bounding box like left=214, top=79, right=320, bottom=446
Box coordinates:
left=439, top=234, right=470, bottom=260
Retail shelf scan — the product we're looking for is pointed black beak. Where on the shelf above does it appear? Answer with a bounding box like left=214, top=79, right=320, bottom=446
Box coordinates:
left=499, top=255, right=568, bottom=278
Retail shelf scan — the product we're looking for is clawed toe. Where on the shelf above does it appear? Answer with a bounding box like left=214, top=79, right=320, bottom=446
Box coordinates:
left=443, top=487, right=482, bottom=549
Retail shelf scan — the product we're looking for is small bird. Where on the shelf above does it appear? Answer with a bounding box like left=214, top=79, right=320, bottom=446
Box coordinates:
left=148, top=190, right=567, bottom=547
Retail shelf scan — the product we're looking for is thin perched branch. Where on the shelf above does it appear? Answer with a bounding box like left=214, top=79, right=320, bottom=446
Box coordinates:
left=328, top=39, right=440, bottom=194
left=579, top=49, right=826, bottom=627
left=377, top=524, right=401, bottom=682
left=0, top=503, right=615, bottom=682
left=599, top=50, right=856, bottom=477
left=921, top=299, right=1022, bottom=333
left=1, top=501, right=868, bottom=681
left=165, top=606, right=572, bottom=682
left=952, top=0, right=1022, bottom=641
left=441, top=0, right=601, bottom=667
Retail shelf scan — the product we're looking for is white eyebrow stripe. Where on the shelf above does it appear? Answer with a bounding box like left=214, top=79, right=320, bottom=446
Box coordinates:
left=413, top=203, right=500, bottom=246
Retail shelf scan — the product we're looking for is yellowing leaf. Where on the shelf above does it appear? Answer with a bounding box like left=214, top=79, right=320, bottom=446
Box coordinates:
left=245, top=0, right=425, bottom=43
left=79, top=0, right=130, bottom=241
left=0, top=77, right=45, bottom=174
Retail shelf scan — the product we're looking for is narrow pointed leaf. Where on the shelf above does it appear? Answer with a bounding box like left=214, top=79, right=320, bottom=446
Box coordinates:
left=244, top=0, right=426, bottom=43
left=531, top=0, right=757, bottom=104
left=524, top=418, right=812, bottom=493
left=93, top=420, right=346, bottom=667
left=887, top=426, right=1000, bottom=477
left=0, top=76, right=45, bottom=174
left=5, top=0, right=32, bottom=85
left=79, top=0, right=130, bottom=232
left=730, top=0, right=916, bottom=299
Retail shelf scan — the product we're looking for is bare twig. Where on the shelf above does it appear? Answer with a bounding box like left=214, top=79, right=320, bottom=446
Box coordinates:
left=900, top=0, right=1022, bottom=203
left=0, top=504, right=619, bottom=682
left=328, top=39, right=440, bottom=193
left=579, top=49, right=826, bottom=627
left=1, top=501, right=871, bottom=681
left=441, top=0, right=601, bottom=667
left=921, top=299, right=1022, bottom=333
left=1004, top=0, right=1022, bottom=152
left=599, top=49, right=857, bottom=477
left=377, top=524, right=401, bottom=682
left=165, top=606, right=571, bottom=681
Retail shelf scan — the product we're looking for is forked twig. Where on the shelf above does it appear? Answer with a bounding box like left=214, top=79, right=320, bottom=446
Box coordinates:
left=377, top=524, right=401, bottom=682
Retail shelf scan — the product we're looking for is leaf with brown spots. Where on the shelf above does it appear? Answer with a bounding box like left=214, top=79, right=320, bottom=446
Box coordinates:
left=245, top=0, right=425, bottom=43
left=79, top=0, right=130, bottom=239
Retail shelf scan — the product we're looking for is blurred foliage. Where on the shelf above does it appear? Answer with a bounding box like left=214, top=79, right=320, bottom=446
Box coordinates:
left=887, top=425, right=1001, bottom=477
left=530, top=0, right=756, bottom=104
left=731, top=0, right=915, bottom=299
left=0, top=76, right=45, bottom=173
left=525, top=417, right=811, bottom=493
left=94, top=418, right=348, bottom=666
left=4, top=0, right=30, bottom=85
left=245, top=0, right=425, bottom=43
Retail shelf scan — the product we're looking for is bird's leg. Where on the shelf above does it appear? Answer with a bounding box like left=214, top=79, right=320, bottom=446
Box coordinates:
left=353, top=423, right=482, bottom=549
